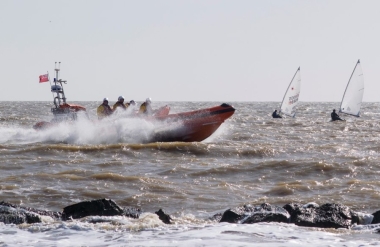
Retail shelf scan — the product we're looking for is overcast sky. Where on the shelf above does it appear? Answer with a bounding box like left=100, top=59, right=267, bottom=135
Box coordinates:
left=1, top=0, right=379, bottom=102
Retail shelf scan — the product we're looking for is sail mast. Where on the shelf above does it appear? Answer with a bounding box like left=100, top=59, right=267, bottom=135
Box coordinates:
left=279, top=67, right=300, bottom=117
left=339, top=59, right=361, bottom=117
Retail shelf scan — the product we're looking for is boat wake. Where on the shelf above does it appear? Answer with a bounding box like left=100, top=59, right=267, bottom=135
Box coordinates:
left=0, top=113, right=187, bottom=145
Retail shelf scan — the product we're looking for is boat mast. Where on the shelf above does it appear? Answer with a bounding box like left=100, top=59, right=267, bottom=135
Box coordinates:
left=51, top=62, right=67, bottom=108
left=279, top=67, right=300, bottom=117
left=339, top=59, right=360, bottom=115
left=55, top=62, right=60, bottom=105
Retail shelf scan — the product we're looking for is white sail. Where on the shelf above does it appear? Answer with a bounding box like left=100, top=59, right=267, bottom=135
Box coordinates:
left=280, top=67, right=301, bottom=117
left=339, top=60, right=364, bottom=117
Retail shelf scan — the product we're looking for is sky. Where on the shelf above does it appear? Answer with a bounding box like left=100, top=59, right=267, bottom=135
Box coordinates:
left=1, top=0, right=380, bottom=102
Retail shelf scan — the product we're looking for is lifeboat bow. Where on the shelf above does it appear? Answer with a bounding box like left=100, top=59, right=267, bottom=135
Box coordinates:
left=152, top=103, right=235, bottom=142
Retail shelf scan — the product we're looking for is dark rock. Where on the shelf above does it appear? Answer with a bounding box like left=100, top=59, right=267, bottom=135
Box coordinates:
left=219, top=202, right=355, bottom=228
left=351, top=211, right=360, bottom=225
left=123, top=206, right=142, bottom=219
left=293, top=203, right=352, bottom=228
left=283, top=203, right=302, bottom=223
left=62, top=198, right=126, bottom=220
left=220, top=203, right=290, bottom=224
left=240, top=203, right=290, bottom=224
left=155, top=209, right=172, bottom=224
left=0, top=201, right=61, bottom=225
left=0, top=206, right=30, bottom=224
left=209, top=212, right=223, bottom=222
left=372, top=210, right=380, bottom=224
left=220, top=209, right=243, bottom=223
left=303, top=202, right=319, bottom=208
left=291, top=206, right=316, bottom=227
left=0, top=202, right=61, bottom=219
left=351, top=210, right=373, bottom=225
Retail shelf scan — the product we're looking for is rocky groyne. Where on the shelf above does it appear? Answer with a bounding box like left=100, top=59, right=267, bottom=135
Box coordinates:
left=0, top=199, right=377, bottom=229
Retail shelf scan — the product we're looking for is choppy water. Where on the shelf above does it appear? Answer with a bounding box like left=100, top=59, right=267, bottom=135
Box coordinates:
left=1, top=101, right=380, bottom=246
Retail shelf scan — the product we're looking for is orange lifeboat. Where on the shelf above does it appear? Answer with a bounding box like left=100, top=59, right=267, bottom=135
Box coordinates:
left=33, top=65, right=234, bottom=142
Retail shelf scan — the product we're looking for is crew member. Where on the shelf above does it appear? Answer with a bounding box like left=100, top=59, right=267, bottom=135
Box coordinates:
left=97, top=98, right=113, bottom=119
left=272, top=110, right=282, bottom=118
left=113, top=96, right=127, bottom=111
left=125, top=100, right=136, bottom=108
left=331, top=109, right=344, bottom=121
left=139, top=98, right=153, bottom=115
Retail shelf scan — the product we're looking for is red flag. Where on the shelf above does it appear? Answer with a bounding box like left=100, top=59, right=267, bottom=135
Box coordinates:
left=39, top=74, right=49, bottom=83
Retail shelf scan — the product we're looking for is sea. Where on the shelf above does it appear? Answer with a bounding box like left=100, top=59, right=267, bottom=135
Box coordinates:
left=0, top=101, right=380, bottom=247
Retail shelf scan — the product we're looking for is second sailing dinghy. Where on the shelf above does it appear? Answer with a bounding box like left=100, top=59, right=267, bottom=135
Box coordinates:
left=339, top=59, right=364, bottom=117
left=279, top=67, right=301, bottom=117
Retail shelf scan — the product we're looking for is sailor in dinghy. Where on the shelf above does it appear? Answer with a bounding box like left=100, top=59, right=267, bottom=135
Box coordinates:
left=275, top=67, right=301, bottom=118
left=272, top=110, right=282, bottom=118
left=330, top=109, right=345, bottom=121
left=330, top=59, right=364, bottom=122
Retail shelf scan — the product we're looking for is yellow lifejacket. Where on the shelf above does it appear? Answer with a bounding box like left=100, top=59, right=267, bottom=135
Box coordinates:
left=97, top=104, right=112, bottom=119
left=139, top=102, right=153, bottom=115
left=139, top=102, right=147, bottom=114
left=113, top=101, right=126, bottom=111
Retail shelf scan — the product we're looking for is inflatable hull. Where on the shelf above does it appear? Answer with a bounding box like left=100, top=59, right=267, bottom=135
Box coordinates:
left=34, top=103, right=235, bottom=143
left=151, top=103, right=235, bottom=142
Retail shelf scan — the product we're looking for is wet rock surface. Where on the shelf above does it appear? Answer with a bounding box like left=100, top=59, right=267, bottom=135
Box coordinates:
left=0, top=201, right=61, bottom=224
left=371, top=210, right=380, bottom=224
left=217, top=202, right=376, bottom=229
left=62, top=198, right=141, bottom=220
left=0, top=199, right=142, bottom=225
left=220, top=203, right=290, bottom=224
left=286, top=203, right=352, bottom=228
left=351, top=210, right=374, bottom=225
left=220, top=208, right=242, bottom=223
left=0, top=199, right=378, bottom=228
left=241, top=203, right=290, bottom=224
left=155, top=209, right=172, bottom=224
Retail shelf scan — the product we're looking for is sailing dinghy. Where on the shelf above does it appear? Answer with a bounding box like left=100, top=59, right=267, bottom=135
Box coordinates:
left=339, top=59, right=364, bottom=117
left=279, top=67, right=301, bottom=117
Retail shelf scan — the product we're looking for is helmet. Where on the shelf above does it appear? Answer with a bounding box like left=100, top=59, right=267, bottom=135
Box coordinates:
left=103, top=97, right=109, bottom=102
left=130, top=100, right=136, bottom=105
left=118, top=96, right=124, bottom=101
left=146, top=97, right=152, bottom=103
